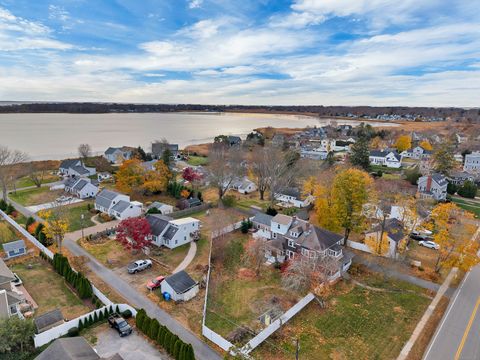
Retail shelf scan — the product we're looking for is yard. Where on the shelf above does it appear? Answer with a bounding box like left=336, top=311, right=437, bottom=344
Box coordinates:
left=252, top=265, right=432, bottom=360
left=11, top=173, right=59, bottom=190
left=9, top=186, right=63, bottom=206
left=450, top=196, right=480, bottom=218
left=11, top=257, right=91, bottom=318
left=0, top=220, right=20, bottom=244
left=186, top=155, right=209, bottom=166
left=62, top=201, right=96, bottom=231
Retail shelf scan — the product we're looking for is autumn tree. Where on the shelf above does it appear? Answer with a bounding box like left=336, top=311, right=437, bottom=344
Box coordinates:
left=430, top=203, right=479, bottom=273
left=395, top=135, right=412, bottom=152
left=419, top=140, right=433, bottom=151
left=116, top=217, right=152, bottom=253
left=365, top=232, right=390, bottom=256
left=0, top=146, right=28, bottom=201
left=115, top=159, right=145, bottom=193
left=142, top=160, right=172, bottom=194
left=40, top=207, right=70, bottom=253
left=182, top=167, right=202, bottom=188
left=433, top=141, right=455, bottom=175
left=207, top=147, right=244, bottom=200
left=78, top=143, right=91, bottom=159
left=349, top=136, right=370, bottom=170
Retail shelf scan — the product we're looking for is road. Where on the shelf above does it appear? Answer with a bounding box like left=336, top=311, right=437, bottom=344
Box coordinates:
left=423, top=264, right=480, bottom=360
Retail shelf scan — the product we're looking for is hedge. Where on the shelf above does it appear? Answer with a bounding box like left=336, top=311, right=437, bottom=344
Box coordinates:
left=51, top=253, right=93, bottom=299
left=135, top=308, right=195, bottom=360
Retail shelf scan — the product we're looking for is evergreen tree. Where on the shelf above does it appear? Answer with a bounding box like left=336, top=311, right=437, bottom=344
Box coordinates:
left=88, top=314, right=93, bottom=326
left=0, top=199, right=7, bottom=211
left=93, top=311, right=98, bottom=323
left=108, top=305, right=113, bottom=315
left=142, top=316, right=151, bottom=334
left=173, top=340, right=181, bottom=359
left=103, top=308, right=108, bottom=319
left=149, top=319, right=159, bottom=340
left=78, top=319, right=84, bottom=331
left=115, top=305, right=120, bottom=313
left=458, top=180, right=477, bottom=198
left=349, top=136, right=370, bottom=170
left=136, top=309, right=146, bottom=329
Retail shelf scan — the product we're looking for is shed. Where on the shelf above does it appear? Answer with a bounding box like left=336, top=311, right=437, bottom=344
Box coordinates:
left=2, top=240, right=26, bottom=259
left=35, top=309, right=64, bottom=333
left=147, top=202, right=174, bottom=215
left=160, top=270, right=199, bottom=302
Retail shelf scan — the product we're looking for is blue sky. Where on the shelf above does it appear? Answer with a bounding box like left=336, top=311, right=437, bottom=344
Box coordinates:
left=0, top=0, right=479, bottom=106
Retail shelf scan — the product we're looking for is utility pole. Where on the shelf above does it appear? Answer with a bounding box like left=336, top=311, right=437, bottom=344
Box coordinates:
left=296, top=338, right=300, bottom=360
left=81, top=213, right=85, bottom=240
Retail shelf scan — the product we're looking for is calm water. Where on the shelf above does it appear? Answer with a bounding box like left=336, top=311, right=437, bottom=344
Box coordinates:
left=0, top=112, right=397, bottom=160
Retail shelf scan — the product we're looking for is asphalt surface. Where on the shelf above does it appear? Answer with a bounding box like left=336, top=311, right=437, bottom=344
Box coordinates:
left=423, top=265, right=480, bottom=360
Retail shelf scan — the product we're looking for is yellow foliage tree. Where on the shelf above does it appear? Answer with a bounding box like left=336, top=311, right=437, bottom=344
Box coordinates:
left=370, top=136, right=384, bottom=150
left=431, top=203, right=479, bottom=273
left=115, top=159, right=144, bottom=194
left=419, top=140, right=433, bottom=151
left=312, top=183, right=341, bottom=232
left=142, top=160, right=172, bottom=194
left=303, top=176, right=316, bottom=196
left=39, top=209, right=69, bottom=253
left=395, top=135, right=412, bottom=152
left=365, top=232, right=390, bottom=256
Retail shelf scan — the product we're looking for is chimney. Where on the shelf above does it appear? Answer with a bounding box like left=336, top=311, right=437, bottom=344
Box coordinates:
left=292, top=215, right=297, bottom=224
left=426, top=176, right=432, bottom=192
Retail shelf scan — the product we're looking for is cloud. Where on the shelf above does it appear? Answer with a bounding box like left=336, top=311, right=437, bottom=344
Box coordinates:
left=48, top=5, right=70, bottom=22
left=188, top=0, right=203, bottom=9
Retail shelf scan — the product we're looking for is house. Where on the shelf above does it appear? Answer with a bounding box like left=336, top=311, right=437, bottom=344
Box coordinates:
left=140, top=160, right=158, bottom=171
left=146, top=214, right=200, bottom=249
left=231, top=177, right=258, bottom=194
left=369, top=150, right=402, bottom=168
left=2, top=240, right=26, bottom=259
left=300, top=148, right=328, bottom=160
left=64, top=178, right=99, bottom=199
left=0, top=259, right=22, bottom=318
left=34, top=309, right=64, bottom=333
left=227, top=136, right=242, bottom=147
left=152, top=143, right=179, bottom=160
left=97, top=172, right=112, bottom=182
left=59, top=159, right=96, bottom=177
left=94, top=189, right=142, bottom=220
left=364, top=218, right=407, bottom=258
left=35, top=336, right=124, bottom=360
left=274, top=188, right=313, bottom=208
left=103, top=146, right=135, bottom=164
left=160, top=270, right=199, bottom=302
left=417, top=173, right=448, bottom=201
left=147, top=201, right=174, bottom=215
left=401, top=146, right=432, bottom=160
left=464, top=152, right=480, bottom=173
left=448, top=171, right=477, bottom=186
left=252, top=214, right=353, bottom=281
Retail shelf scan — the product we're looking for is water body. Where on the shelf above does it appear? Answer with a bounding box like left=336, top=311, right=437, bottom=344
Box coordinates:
left=0, top=112, right=398, bottom=160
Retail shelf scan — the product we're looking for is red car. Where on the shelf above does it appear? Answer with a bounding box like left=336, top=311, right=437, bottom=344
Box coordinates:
left=146, top=276, right=165, bottom=290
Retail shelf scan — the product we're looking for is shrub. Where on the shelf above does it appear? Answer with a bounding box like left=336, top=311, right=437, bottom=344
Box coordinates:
left=67, top=327, right=79, bottom=337
left=266, top=207, right=278, bottom=216
left=147, top=207, right=161, bottom=214
left=122, top=309, right=132, bottom=319
left=0, top=199, right=7, bottom=211
left=5, top=203, right=15, bottom=215
left=447, top=182, right=458, bottom=195
left=221, top=195, right=236, bottom=208
left=405, top=166, right=421, bottom=185
left=25, top=217, right=35, bottom=231
left=458, top=180, right=477, bottom=199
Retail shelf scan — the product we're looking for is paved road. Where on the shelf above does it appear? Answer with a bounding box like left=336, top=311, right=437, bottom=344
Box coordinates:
left=423, top=265, right=480, bottom=360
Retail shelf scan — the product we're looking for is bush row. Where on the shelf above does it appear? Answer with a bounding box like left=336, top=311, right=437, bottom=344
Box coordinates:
left=136, top=309, right=195, bottom=360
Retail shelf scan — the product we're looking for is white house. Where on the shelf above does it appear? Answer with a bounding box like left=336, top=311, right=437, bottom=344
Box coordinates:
left=64, top=178, right=99, bottom=199
left=59, top=159, right=96, bottom=177
left=97, top=172, right=112, bottom=182
left=94, top=189, right=142, bottom=220
left=300, top=148, right=328, bottom=160
left=103, top=146, right=135, bottom=164
left=401, top=146, right=432, bottom=160
left=160, top=270, right=199, bottom=302
left=417, top=173, right=448, bottom=201
left=369, top=150, right=402, bottom=168
left=147, top=201, right=174, bottom=215
left=464, top=152, right=480, bottom=173
left=146, top=214, right=200, bottom=249
left=274, top=188, right=313, bottom=208
left=231, top=177, right=258, bottom=194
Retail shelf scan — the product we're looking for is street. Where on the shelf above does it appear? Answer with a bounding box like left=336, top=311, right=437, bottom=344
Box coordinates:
left=423, top=265, right=480, bottom=360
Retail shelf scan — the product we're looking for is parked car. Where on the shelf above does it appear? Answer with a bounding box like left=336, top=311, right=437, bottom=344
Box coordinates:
left=127, top=259, right=152, bottom=274
left=146, top=276, right=165, bottom=290
left=108, top=313, right=133, bottom=337
left=419, top=240, right=440, bottom=250
left=410, top=233, right=432, bottom=241
left=11, top=273, right=22, bottom=286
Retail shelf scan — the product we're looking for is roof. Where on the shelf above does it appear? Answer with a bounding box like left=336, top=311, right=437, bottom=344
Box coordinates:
left=272, top=214, right=293, bottom=226
left=152, top=142, right=179, bottom=154
left=431, top=173, right=448, bottom=186
left=105, top=147, right=121, bottom=155
left=72, top=179, right=89, bottom=191
left=35, top=337, right=100, bottom=360
left=146, top=214, right=173, bottom=236
left=369, top=150, right=401, bottom=161
left=35, top=309, right=64, bottom=332
left=252, top=212, right=273, bottom=226
left=6, top=291, right=22, bottom=306
left=278, top=187, right=301, bottom=198
left=2, top=239, right=25, bottom=253
left=165, top=270, right=197, bottom=294
left=286, top=218, right=344, bottom=251
left=59, top=159, right=80, bottom=169
left=0, top=258, right=15, bottom=284
left=148, top=201, right=172, bottom=210
left=64, top=178, right=78, bottom=188
left=71, top=165, right=90, bottom=175
left=371, top=218, right=406, bottom=242
left=95, top=189, right=121, bottom=208
left=163, top=226, right=178, bottom=240
left=187, top=198, right=202, bottom=206
left=170, top=217, right=198, bottom=225
left=111, top=200, right=131, bottom=213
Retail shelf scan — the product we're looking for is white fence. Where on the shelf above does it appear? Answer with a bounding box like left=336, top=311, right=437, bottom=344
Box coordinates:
left=202, top=325, right=234, bottom=352
left=347, top=240, right=373, bottom=254
left=33, top=303, right=136, bottom=347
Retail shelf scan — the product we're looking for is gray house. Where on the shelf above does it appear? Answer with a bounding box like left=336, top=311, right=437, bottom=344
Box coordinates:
left=103, top=146, right=135, bottom=164
left=160, top=270, right=199, bottom=302
left=417, top=173, right=448, bottom=201
left=2, top=240, right=26, bottom=259
left=0, top=259, right=22, bottom=318
left=35, top=337, right=124, bottom=360
left=152, top=142, right=179, bottom=159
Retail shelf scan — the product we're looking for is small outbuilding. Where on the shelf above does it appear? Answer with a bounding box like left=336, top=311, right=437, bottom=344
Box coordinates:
left=34, top=309, right=64, bottom=334
left=2, top=240, right=26, bottom=259
left=147, top=201, right=174, bottom=215
left=160, top=270, right=199, bottom=302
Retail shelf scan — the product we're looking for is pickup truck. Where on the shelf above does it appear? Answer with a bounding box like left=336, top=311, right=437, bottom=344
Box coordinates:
left=127, top=259, right=152, bottom=274
left=108, top=313, right=133, bottom=337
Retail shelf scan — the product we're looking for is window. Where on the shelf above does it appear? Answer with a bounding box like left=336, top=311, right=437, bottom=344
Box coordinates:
left=175, top=240, right=178, bottom=244
left=301, top=248, right=308, bottom=257
left=288, top=240, right=295, bottom=248
left=277, top=224, right=280, bottom=229
left=286, top=250, right=295, bottom=259
left=184, top=236, right=187, bottom=241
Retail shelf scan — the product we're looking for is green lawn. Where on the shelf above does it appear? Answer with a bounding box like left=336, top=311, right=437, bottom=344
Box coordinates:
left=235, top=197, right=268, bottom=211
left=370, top=164, right=403, bottom=173
left=9, top=186, right=61, bottom=206
left=11, top=174, right=58, bottom=190
left=63, top=202, right=95, bottom=231
left=451, top=196, right=480, bottom=218
left=186, top=155, right=209, bottom=166
left=252, top=271, right=431, bottom=360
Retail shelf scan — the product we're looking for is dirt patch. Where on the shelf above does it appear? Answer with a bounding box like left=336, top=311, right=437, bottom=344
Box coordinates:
left=184, top=143, right=211, bottom=156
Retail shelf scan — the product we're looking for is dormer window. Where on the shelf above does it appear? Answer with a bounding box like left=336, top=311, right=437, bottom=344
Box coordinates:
left=288, top=240, right=295, bottom=248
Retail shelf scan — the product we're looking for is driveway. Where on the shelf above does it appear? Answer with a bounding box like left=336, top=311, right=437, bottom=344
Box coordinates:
left=95, top=327, right=169, bottom=360
left=26, top=198, right=83, bottom=213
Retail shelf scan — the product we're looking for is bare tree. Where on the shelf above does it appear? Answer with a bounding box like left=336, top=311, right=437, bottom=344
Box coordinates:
left=250, top=146, right=271, bottom=200
left=244, top=237, right=265, bottom=277
left=0, top=146, right=28, bottom=201
left=207, top=147, right=244, bottom=200
left=78, top=144, right=92, bottom=159
left=268, top=150, right=300, bottom=204
left=27, top=163, right=45, bottom=188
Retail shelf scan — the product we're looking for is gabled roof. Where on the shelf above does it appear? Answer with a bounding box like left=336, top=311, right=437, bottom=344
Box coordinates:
left=0, top=258, right=15, bottom=284
left=95, top=189, right=122, bottom=208
left=146, top=214, right=173, bottom=236
left=59, top=159, right=80, bottom=169
left=431, top=173, right=448, bottom=186
left=72, top=179, right=89, bottom=191
left=165, top=270, right=197, bottom=294
left=369, top=150, right=401, bottom=161
left=278, top=187, right=301, bottom=199
left=252, top=212, right=273, bottom=226
left=163, top=226, right=178, bottom=240
left=35, top=309, right=64, bottom=333
left=272, top=214, right=292, bottom=226
left=2, top=239, right=25, bottom=253
left=148, top=201, right=172, bottom=210
left=35, top=337, right=100, bottom=360
left=64, top=178, right=78, bottom=188
left=105, top=147, right=121, bottom=155
left=111, top=200, right=131, bottom=213
left=71, top=165, right=90, bottom=175
left=371, top=218, right=406, bottom=242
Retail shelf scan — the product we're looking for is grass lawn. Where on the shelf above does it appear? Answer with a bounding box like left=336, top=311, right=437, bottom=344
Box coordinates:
left=9, top=187, right=62, bottom=206
left=370, top=164, right=403, bottom=173
left=236, top=197, right=269, bottom=211
left=0, top=221, right=19, bottom=244
left=11, top=173, right=58, bottom=189
left=451, top=196, right=480, bottom=217
left=62, top=201, right=95, bottom=231
left=252, top=268, right=431, bottom=360
left=80, top=238, right=131, bottom=268
left=186, top=155, right=209, bottom=166
left=11, top=257, right=91, bottom=318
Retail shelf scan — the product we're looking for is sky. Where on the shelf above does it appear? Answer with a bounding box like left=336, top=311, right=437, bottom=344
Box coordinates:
left=0, top=0, right=479, bottom=107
